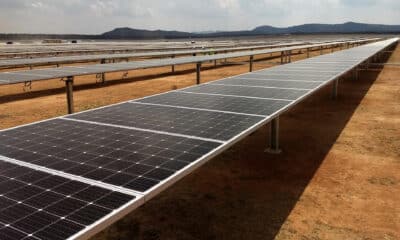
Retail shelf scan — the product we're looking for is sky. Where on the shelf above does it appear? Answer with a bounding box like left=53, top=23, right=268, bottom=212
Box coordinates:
left=0, top=0, right=399, bottom=34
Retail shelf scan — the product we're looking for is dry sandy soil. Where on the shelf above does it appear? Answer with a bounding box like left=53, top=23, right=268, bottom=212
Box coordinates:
left=0, top=44, right=399, bottom=240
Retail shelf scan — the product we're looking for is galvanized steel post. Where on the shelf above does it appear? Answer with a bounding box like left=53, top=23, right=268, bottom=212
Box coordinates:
left=196, top=63, right=201, bottom=84
left=171, top=55, right=175, bottom=73
left=266, top=117, right=281, bottom=154
left=249, top=55, right=254, bottom=72
left=65, top=76, right=74, bottom=114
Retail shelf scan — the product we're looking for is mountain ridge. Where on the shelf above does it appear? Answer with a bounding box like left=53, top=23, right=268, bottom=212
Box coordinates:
left=253, top=22, right=400, bottom=34
left=101, top=22, right=400, bottom=39
left=1, top=22, right=399, bottom=40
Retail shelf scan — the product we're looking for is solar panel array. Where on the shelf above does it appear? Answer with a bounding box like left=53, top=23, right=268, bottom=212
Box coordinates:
left=0, top=37, right=364, bottom=56
left=0, top=39, right=377, bottom=85
left=0, top=38, right=397, bottom=239
left=0, top=41, right=311, bottom=68
left=0, top=40, right=308, bottom=59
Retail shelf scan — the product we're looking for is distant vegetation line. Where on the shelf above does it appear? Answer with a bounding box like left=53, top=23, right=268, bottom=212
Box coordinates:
left=1, top=22, right=399, bottom=40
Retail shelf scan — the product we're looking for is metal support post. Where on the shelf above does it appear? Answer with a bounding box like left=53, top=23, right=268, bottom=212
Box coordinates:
left=249, top=55, right=254, bottom=72
left=306, top=48, right=310, bottom=58
left=65, top=76, right=74, bottom=114
left=101, top=73, right=105, bottom=83
left=332, top=78, right=338, bottom=100
left=265, top=117, right=281, bottom=154
left=288, top=50, right=292, bottom=63
left=214, top=60, right=217, bottom=67
left=196, top=63, right=201, bottom=84
left=280, top=51, right=284, bottom=64
left=171, top=55, right=175, bottom=73
left=320, top=46, right=323, bottom=55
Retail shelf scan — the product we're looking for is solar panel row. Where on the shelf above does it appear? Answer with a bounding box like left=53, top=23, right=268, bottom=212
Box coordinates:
left=0, top=38, right=397, bottom=239
left=0, top=40, right=308, bottom=59
left=0, top=39, right=376, bottom=85
left=0, top=41, right=311, bottom=68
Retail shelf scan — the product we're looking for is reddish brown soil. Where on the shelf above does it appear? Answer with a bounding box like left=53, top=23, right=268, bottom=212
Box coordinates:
left=0, top=44, right=398, bottom=240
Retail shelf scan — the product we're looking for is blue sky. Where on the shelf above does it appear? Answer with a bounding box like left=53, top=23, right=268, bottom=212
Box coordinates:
left=0, top=0, right=399, bottom=34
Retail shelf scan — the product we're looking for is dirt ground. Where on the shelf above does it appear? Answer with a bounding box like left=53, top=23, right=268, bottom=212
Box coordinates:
left=0, top=44, right=399, bottom=240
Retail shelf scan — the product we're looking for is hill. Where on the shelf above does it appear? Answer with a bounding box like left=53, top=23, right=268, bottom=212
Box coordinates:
left=101, top=22, right=400, bottom=39
left=101, top=27, right=192, bottom=39
left=253, top=22, right=400, bottom=34
left=1, top=22, right=399, bottom=40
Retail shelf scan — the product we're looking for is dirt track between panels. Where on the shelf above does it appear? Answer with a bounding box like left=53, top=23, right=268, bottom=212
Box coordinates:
left=0, top=43, right=399, bottom=240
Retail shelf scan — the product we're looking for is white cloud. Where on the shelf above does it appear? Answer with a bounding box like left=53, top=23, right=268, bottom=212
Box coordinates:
left=0, top=0, right=398, bottom=34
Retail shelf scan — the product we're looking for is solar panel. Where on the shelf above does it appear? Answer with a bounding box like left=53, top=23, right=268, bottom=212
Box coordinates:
left=179, top=84, right=309, bottom=100
left=236, top=73, right=329, bottom=81
left=0, top=72, right=52, bottom=84
left=66, top=102, right=264, bottom=141
left=136, top=91, right=291, bottom=116
left=213, top=77, right=323, bottom=89
left=0, top=118, right=222, bottom=193
left=0, top=159, right=135, bottom=240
